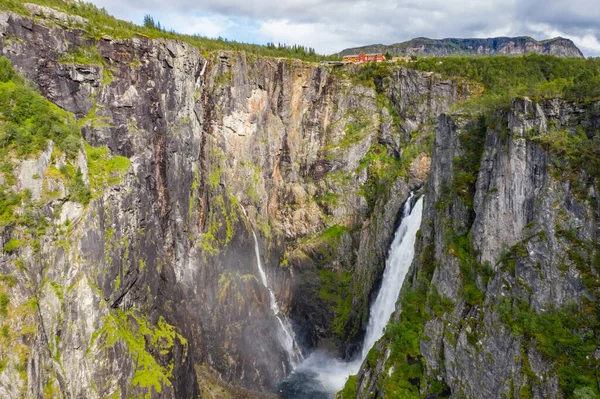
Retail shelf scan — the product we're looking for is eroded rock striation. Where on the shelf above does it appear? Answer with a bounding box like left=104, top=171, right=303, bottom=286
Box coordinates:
left=340, top=36, right=585, bottom=58
left=354, top=98, right=599, bottom=399
left=0, top=7, right=469, bottom=397
left=1, top=6, right=596, bottom=399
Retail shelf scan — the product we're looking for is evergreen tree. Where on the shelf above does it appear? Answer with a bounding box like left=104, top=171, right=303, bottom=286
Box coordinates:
left=143, top=14, right=155, bottom=29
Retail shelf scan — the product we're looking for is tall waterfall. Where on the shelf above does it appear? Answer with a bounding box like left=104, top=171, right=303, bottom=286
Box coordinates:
left=250, top=230, right=303, bottom=366
left=361, top=192, right=422, bottom=358
left=239, top=204, right=302, bottom=367
left=279, top=194, right=424, bottom=398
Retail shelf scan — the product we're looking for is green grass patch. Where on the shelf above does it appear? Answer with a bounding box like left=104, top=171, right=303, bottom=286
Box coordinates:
left=58, top=45, right=104, bottom=65
left=0, top=57, right=81, bottom=158
left=85, top=142, right=130, bottom=195
left=2, top=238, right=21, bottom=253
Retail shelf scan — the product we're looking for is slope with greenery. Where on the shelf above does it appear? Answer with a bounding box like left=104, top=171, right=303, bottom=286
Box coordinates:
left=0, top=55, right=129, bottom=221
left=0, top=0, right=338, bottom=62
left=407, top=55, right=600, bottom=110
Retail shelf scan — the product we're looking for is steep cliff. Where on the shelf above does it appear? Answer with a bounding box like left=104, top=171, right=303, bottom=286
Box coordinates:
left=1, top=4, right=596, bottom=399
left=340, top=36, right=585, bottom=59
left=0, top=4, right=471, bottom=397
left=353, top=98, right=599, bottom=398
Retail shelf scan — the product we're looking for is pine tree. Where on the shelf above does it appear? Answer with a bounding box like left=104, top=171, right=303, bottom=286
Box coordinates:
left=143, top=14, right=155, bottom=29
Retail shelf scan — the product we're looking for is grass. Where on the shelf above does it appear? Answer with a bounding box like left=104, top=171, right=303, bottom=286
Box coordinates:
left=2, top=238, right=21, bottom=253
left=58, top=45, right=104, bottom=66
left=0, top=0, right=339, bottom=62
left=405, top=55, right=600, bottom=112
left=85, top=142, right=131, bottom=195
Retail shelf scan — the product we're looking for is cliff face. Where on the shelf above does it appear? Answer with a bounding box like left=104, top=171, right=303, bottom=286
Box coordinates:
left=340, top=36, right=585, bottom=58
left=354, top=98, right=599, bottom=398
left=1, top=5, right=596, bottom=399
left=0, top=6, right=470, bottom=397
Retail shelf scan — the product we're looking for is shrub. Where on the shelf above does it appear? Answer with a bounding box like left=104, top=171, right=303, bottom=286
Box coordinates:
left=0, top=293, right=9, bottom=315
left=3, top=238, right=22, bottom=254
left=68, top=168, right=91, bottom=205
left=0, top=57, right=81, bottom=157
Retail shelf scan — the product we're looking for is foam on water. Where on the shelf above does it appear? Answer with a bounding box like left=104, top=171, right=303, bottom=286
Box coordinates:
left=279, top=194, right=424, bottom=397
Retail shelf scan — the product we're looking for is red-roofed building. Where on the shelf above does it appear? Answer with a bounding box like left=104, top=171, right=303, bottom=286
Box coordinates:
left=342, top=52, right=386, bottom=63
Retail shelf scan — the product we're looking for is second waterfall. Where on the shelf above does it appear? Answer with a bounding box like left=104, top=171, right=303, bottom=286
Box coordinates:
left=279, top=193, right=424, bottom=398
left=250, top=230, right=303, bottom=367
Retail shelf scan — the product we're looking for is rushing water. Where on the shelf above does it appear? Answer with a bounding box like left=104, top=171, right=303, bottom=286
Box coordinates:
left=279, top=194, right=424, bottom=398
left=250, top=230, right=303, bottom=366
left=239, top=203, right=303, bottom=368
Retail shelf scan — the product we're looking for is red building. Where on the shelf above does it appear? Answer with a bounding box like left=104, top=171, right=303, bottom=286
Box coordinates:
left=342, top=52, right=386, bottom=63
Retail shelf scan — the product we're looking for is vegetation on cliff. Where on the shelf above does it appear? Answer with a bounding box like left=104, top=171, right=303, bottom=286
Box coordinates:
left=339, top=36, right=584, bottom=59
left=346, top=101, right=600, bottom=398
left=408, top=55, right=600, bottom=109
left=0, top=55, right=134, bottom=394
left=0, top=0, right=338, bottom=62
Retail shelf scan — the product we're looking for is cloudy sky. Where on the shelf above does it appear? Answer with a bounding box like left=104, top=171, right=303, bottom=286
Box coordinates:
left=89, top=0, right=600, bottom=56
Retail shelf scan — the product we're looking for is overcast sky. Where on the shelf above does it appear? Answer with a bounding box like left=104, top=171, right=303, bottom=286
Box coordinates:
left=88, top=0, right=600, bottom=56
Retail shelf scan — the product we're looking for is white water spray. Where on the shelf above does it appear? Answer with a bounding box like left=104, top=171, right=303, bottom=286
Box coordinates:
left=251, top=230, right=303, bottom=366
left=240, top=205, right=303, bottom=367
left=279, top=194, right=424, bottom=397
left=361, top=192, right=422, bottom=358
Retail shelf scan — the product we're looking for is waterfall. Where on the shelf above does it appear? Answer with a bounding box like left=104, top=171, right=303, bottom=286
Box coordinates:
left=239, top=204, right=302, bottom=367
left=250, top=230, right=303, bottom=366
left=278, top=193, right=424, bottom=398
left=361, top=192, right=422, bottom=359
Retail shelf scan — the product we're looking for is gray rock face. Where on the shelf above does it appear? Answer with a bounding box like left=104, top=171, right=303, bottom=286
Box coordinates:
left=17, top=141, right=53, bottom=201
left=3, top=7, right=593, bottom=399
left=340, top=36, right=585, bottom=58
left=0, top=8, right=469, bottom=398
left=355, top=98, right=599, bottom=399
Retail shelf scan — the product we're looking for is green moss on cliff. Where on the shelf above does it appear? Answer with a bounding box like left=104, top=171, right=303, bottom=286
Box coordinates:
left=336, top=375, right=357, bottom=399
left=407, top=55, right=600, bottom=111
left=85, top=142, right=131, bottom=195
left=451, top=115, right=487, bottom=211
left=197, top=193, right=240, bottom=257
left=58, top=45, right=104, bottom=66
left=317, top=268, right=353, bottom=339
left=0, top=57, right=81, bottom=157
left=94, top=309, right=188, bottom=398
left=494, top=228, right=600, bottom=398
left=498, top=298, right=599, bottom=398
left=359, top=143, right=402, bottom=212
left=531, top=126, right=599, bottom=199
left=2, top=0, right=338, bottom=62
left=447, top=231, right=493, bottom=306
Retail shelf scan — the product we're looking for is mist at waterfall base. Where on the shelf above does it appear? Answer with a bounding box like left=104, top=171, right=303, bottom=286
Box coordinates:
left=279, top=195, right=424, bottom=398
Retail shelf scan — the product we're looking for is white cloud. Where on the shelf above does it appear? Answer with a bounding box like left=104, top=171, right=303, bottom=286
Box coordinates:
left=528, top=23, right=600, bottom=57
left=160, top=14, right=237, bottom=38
left=88, top=0, right=600, bottom=56
left=257, top=19, right=393, bottom=54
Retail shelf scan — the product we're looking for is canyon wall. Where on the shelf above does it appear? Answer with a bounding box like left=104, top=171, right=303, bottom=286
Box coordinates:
left=0, top=7, right=468, bottom=397
left=354, top=98, right=599, bottom=399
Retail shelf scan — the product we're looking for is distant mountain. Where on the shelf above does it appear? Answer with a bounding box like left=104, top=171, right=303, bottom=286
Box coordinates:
left=339, top=36, right=584, bottom=58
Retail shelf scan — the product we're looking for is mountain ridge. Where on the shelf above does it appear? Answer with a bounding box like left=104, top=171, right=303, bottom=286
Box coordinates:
left=339, top=36, right=585, bottom=58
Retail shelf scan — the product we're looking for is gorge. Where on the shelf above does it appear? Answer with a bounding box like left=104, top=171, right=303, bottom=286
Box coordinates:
left=279, top=193, right=423, bottom=398
left=0, top=3, right=598, bottom=399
